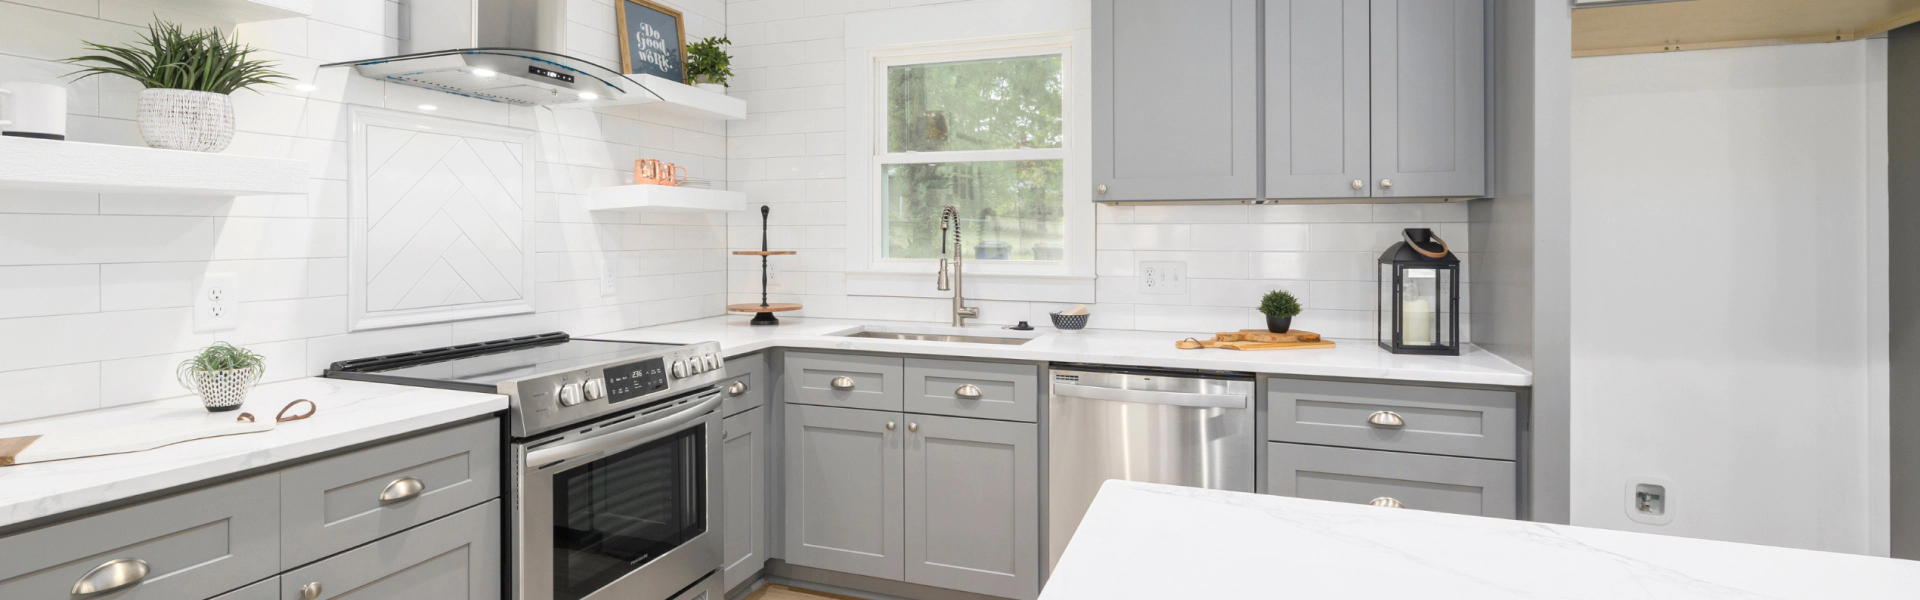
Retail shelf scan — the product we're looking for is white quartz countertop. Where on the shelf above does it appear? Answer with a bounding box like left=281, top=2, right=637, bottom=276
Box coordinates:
left=588, top=317, right=1531, bottom=387
left=0, top=377, right=506, bottom=529
left=1044, top=481, right=1920, bottom=599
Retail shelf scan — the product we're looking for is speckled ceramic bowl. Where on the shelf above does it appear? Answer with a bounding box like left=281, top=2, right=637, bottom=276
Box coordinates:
left=1049, top=312, right=1089, bottom=330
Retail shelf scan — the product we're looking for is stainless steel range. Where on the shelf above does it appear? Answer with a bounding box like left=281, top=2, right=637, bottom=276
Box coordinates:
left=326, top=332, right=729, bottom=600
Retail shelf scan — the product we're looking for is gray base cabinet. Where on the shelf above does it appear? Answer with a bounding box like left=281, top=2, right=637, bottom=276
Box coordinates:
left=281, top=499, right=501, bottom=600
left=784, top=403, right=905, bottom=581
left=1269, top=442, right=1515, bottom=518
left=786, top=352, right=905, bottom=412
left=904, top=415, right=1039, bottom=600
left=279, top=419, right=499, bottom=569
left=1268, top=378, right=1516, bottom=460
left=0, top=474, right=280, bottom=600
left=213, top=578, right=279, bottom=600
left=723, top=407, right=768, bottom=589
left=722, top=352, right=769, bottom=417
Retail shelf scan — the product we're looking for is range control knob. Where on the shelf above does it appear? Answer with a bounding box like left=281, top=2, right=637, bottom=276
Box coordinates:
left=704, top=355, right=721, bottom=370
left=583, top=378, right=606, bottom=401
left=671, top=360, right=689, bottom=378
left=686, top=358, right=703, bottom=375
left=557, top=382, right=585, bottom=407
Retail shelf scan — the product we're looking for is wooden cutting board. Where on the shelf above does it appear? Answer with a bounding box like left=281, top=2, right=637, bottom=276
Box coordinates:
left=0, top=407, right=281, bottom=466
left=1177, top=329, right=1337, bottom=351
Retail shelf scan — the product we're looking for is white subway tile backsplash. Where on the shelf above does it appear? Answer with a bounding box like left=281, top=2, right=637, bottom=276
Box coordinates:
left=0, top=265, right=99, bottom=318
left=0, top=362, right=101, bottom=423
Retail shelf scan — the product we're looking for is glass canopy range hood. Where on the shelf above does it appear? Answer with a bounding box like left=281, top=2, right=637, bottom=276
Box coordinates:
left=321, top=48, right=661, bottom=108
left=320, top=0, right=668, bottom=108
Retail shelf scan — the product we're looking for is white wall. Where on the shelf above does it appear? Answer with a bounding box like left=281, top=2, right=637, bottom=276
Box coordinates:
left=724, top=0, right=1472, bottom=339
left=1571, top=41, right=1886, bottom=554
left=0, top=0, right=731, bottom=424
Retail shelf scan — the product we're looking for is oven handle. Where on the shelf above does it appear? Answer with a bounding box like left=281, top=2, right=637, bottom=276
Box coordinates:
left=527, top=393, right=721, bottom=469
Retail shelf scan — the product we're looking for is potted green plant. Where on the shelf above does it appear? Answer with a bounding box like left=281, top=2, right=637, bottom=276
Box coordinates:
left=685, top=36, right=733, bottom=93
left=177, top=342, right=265, bottom=412
left=66, top=19, right=286, bottom=152
left=1259, top=289, right=1302, bottom=333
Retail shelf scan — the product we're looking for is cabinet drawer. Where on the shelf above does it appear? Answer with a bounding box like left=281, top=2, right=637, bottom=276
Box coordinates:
left=280, top=499, right=500, bottom=600
left=279, top=419, right=500, bottom=569
left=0, top=474, right=279, bottom=600
left=213, top=577, right=277, bottom=600
left=1268, top=442, right=1516, bottom=518
left=904, top=358, right=1038, bottom=422
left=1268, top=378, right=1517, bottom=460
left=785, top=351, right=903, bottom=412
left=721, top=352, right=768, bottom=417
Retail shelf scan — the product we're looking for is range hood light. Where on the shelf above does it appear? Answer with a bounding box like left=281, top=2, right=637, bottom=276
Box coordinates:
left=418, top=104, right=438, bottom=111
left=578, top=92, right=598, bottom=100
left=472, top=69, right=497, bottom=78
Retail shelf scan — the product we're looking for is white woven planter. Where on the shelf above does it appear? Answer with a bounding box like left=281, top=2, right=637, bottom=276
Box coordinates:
left=138, top=88, right=235, bottom=152
left=178, top=366, right=262, bottom=412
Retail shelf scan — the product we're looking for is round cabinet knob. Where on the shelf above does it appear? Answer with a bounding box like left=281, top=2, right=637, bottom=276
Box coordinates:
left=954, top=384, right=983, bottom=400
left=671, top=360, right=689, bottom=378
left=70, top=557, right=149, bottom=597
left=583, top=379, right=606, bottom=401
left=557, top=383, right=585, bottom=407
left=301, top=582, right=323, bottom=599
left=829, top=376, right=856, bottom=391
left=908, top=422, right=918, bottom=432
left=1379, top=179, right=1394, bottom=190
left=728, top=381, right=748, bottom=396
left=886, top=421, right=896, bottom=431
left=1369, top=497, right=1404, bottom=509
left=1097, top=184, right=1108, bottom=194
left=1351, top=179, right=1364, bottom=190
left=1366, top=411, right=1406, bottom=428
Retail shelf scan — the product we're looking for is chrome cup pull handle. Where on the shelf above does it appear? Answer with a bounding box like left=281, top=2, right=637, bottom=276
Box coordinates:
left=71, top=558, right=148, bottom=598
left=829, top=376, right=856, bottom=390
left=1366, top=411, right=1406, bottom=428
left=301, top=582, right=323, bottom=599
left=954, top=384, right=982, bottom=399
left=727, top=381, right=748, bottom=396
left=1369, top=497, right=1404, bottom=509
left=379, top=476, right=425, bottom=503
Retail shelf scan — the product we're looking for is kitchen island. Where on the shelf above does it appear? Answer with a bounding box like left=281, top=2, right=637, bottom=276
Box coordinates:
left=1043, top=481, right=1920, bottom=599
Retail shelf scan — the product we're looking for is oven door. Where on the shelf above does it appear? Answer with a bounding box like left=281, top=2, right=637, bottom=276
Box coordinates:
left=516, top=390, right=723, bottom=600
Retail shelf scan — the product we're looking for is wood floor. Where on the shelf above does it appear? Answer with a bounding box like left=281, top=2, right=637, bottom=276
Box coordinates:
left=741, top=584, right=863, bottom=600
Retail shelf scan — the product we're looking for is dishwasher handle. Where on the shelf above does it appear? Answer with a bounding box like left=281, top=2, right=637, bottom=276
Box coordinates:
left=1053, top=382, right=1247, bottom=409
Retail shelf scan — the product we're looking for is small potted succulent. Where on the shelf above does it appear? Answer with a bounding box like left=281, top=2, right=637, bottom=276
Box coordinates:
left=66, top=19, right=287, bottom=152
left=177, top=342, right=265, bottom=412
left=685, top=36, right=734, bottom=93
left=1259, top=289, right=1302, bottom=333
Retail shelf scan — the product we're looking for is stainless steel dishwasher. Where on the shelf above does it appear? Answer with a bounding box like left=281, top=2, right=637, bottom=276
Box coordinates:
left=1047, top=365, right=1256, bottom=569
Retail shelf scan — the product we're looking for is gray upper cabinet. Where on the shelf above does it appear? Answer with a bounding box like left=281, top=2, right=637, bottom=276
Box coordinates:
left=722, top=407, right=767, bottom=590
left=1093, top=0, right=1260, bottom=201
left=784, top=404, right=904, bottom=581
left=279, top=499, right=501, bottom=600
left=786, top=351, right=905, bottom=413
left=1265, top=0, right=1372, bottom=199
left=1369, top=0, right=1485, bottom=198
left=722, top=352, right=769, bottom=417
left=0, top=474, right=280, bottom=600
left=903, top=415, right=1040, bottom=600
left=279, top=419, right=500, bottom=569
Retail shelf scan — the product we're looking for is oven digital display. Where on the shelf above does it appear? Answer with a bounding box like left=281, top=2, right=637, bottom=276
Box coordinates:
left=604, top=358, right=668, bottom=403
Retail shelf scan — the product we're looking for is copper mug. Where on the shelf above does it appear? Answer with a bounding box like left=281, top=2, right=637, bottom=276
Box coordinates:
left=634, top=159, right=687, bottom=186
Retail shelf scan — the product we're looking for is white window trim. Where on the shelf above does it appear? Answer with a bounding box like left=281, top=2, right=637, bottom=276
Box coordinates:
left=845, top=29, right=1094, bottom=285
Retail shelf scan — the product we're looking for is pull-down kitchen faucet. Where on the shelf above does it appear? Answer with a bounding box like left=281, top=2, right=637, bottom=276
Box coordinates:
left=937, top=205, right=979, bottom=327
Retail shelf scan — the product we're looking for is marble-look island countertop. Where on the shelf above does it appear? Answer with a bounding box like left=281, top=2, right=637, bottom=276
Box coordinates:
left=0, top=377, right=506, bottom=530
left=1044, top=481, right=1920, bottom=599
left=589, top=317, right=1532, bottom=387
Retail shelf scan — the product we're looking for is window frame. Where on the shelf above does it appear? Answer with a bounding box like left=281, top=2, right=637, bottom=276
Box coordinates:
left=847, top=33, right=1092, bottom=280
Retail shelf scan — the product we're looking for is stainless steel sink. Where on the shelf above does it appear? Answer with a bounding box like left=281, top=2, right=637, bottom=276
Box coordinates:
left=841, top=331, right=1034, bottom=345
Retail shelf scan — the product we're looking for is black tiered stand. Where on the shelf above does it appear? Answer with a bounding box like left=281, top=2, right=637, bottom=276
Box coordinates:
left=726, top=206, right=800, bottom=325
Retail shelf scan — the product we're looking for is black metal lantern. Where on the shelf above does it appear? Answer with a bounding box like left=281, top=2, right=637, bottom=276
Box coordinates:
left=1378, top=228, right=1460, bottom=355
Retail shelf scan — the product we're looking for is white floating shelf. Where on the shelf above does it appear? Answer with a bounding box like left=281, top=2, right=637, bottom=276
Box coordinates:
left=587, top=185, right=746, bottom=213
left=0, top=137, right=310, bottom=196
left=124, top=0, right=311, bottom=22
left=555, top=74, right=747, bottom=121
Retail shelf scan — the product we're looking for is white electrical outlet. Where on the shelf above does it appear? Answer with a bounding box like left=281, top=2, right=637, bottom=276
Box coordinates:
left=1625, top=477, right=1675, bottom=525
left=195, top=273, right=239, bottom=332
left=600, top=257, right=618, bottom=297
left=1139, top=261, right=1187, bottom=294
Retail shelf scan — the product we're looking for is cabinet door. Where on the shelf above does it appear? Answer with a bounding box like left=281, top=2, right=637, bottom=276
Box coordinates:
left=904, top=415, right=1040, bottom=600
left=1093, top=0, right=1259, bottom=201
left=1369, top=0, right=1485, bottom=198
left=783, top=404, right=904, bottom=581
left=722, top=407, right=767, bottom=590
left=1266, top=0, right=1371, bottom=199
left=279, top=499, right=500, bottom=600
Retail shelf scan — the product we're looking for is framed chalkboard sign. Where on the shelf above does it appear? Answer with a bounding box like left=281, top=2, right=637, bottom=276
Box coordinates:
left=617, top=0, right=686, bottom=82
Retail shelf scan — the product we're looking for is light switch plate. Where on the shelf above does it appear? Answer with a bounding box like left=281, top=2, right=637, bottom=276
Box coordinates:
left=195, top=272, right=239, bottom=332
left=599, top=256, right=618, bottom=297
left=1140, top=261, right=1187, bottom=294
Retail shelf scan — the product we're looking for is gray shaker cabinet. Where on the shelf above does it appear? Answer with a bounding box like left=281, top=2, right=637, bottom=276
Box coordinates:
left=1092, top=0, right=1260, bottom=201
left=1368, top=0, right=1485, bottom=198
left=904, top=415, right=1040, bottom=600
left=783, top=403, right=905, bottom=581
left=279, top=499, right=501, bottom=600
left=721, top=352, right=769, bottom=417
left=722, top=407, right=768, bottom=590
left=1265, top=0, right=1372, bottom=199
left=278, top=419, right=499, bottom=569
left=213, top=578, right=279, bottom=600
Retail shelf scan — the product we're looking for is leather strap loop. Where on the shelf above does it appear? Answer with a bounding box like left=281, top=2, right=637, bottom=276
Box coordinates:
left=275, top=399, right=317, bottom=423
left=1403, top=230, right=1451, bottom=259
